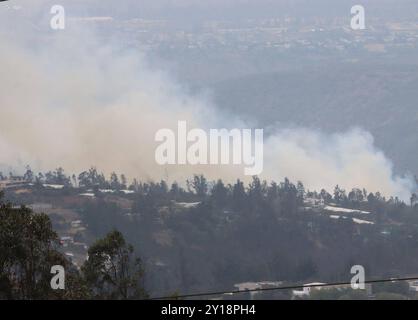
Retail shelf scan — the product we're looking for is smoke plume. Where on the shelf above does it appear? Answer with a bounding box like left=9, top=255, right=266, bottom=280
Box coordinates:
left=0, top=1, right=414, bottom=200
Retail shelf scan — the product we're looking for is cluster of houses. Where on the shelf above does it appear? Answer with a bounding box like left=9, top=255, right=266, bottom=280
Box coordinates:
left=216, top=279, right=418, bottom=300
left=59, top=219, right=89, bottom=269
left=303, top=197, right=375, bottom=225
left=292, top=279, right=418, bottom=298
left=0, top=178, right=136, bottom=195
left=0, top=178, right=65, bottom=192
left=291, top=282, right=372, bottom=298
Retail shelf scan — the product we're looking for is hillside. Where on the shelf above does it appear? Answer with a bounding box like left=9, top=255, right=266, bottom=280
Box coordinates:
left=210, top=62, right=418, bottom=175
left=3, top=173, right=418, bottom=297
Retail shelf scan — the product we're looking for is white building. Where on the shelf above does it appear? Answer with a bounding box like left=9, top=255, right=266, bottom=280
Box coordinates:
left=408, top=280, right=418, bottom=292
left=292, top=282, right=326, bottom=297
left=0, top=179, right=30, bottom=190
left=71, top=220, right=82, bottom=228
left=234, top=281, right=282, bottom=300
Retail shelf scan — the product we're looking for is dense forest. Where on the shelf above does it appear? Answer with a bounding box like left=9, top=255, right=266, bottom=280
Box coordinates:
left=1, top=167, right=418, bottom=299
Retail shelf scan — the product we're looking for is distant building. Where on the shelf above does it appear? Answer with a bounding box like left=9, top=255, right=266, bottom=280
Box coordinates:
left=79, top=193, right=95, bottom=198
left=71, top=220, right=82, bottom=228
left=29, top=203, right=53, bottom=211
left=234, top=281, right=282, bottom=300
left=60, top=236, right=74, bottom=247
left=0, top=179, right=30, bottom=190
left=303, top=197, right=324, bottom=208
left=174, top=202, right=201, bottom=209
left=292, top=282, right=326, bottom=297
left=408, top=280, right=418, bottom=292
left=42, top=184, right=65, bottom=190
left=292, top=282, right=372, bottom=298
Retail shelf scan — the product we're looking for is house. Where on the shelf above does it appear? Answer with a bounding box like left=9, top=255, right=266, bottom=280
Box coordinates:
left=60, top=236, right=74, bottom=247
left=42, top=184, right=65, bottom=190
left=29, top=203, right=53, bottom=212
left=292, top=282, right=372, bottom=298
left=304, top=197, right=324, bottom=208
left=71, top=220, right=82, bottom=228
left=0, top=179, right=30, bottom=190
left=292, top=282, right=326, bottom=297
left=175, top=202, right=201, bottom=209
left=408, top=280, right=418, bottom=292
left=233, top=281, right=282, bottom=300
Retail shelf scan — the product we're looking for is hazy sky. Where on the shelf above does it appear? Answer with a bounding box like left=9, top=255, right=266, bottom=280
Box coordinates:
left=2, top=0, right=418, bottom=21
left=0, top=0, right=416, bottom=199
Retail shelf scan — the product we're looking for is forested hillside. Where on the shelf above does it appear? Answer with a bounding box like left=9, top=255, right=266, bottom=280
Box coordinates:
left=2, top=167, right=418, bottom=299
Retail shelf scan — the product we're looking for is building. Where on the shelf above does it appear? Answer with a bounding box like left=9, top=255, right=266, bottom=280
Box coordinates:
left=233, top=281, right=282, bottom=300
left=408, top=280, right=418, bottom=292
left=0, top=179, right=30, bottom=190
left=29, top=203, right=53, bottom=212
left=71, top=220, right=82, bottom=228
left=60, top=236, right=74, bottom=247
left=304, top=198, right=325, bottom=208
left=292, top=282, right=326, bottom=297
left=292, top=282, right=372, bottom=298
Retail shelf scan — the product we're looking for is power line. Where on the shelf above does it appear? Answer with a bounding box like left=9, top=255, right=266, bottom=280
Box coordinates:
left=150, top=276, right=418, bottom=300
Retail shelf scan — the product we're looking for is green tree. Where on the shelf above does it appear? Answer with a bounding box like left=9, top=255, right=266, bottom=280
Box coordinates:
left=210, top=179, right=229, bottom=208
left=110, top=172, right=121, bottom=190
left=188, top=175, right=208, bottom=198
left=0, top=191, right=78, bottom=299
left=82, top=230, right=147, bottom=299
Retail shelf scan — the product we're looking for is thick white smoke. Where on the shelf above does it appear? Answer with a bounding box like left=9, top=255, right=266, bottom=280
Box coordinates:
left=263, top=129, right=414, bottom=200
left=0, top=2, right=414, bottom=200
